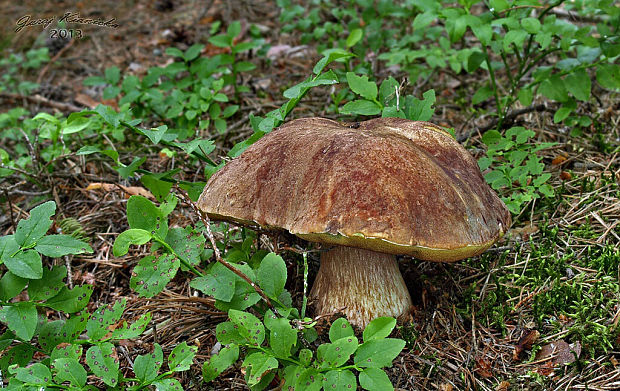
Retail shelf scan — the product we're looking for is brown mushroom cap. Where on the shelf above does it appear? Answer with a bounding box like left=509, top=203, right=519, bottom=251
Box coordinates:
left=198, top=117, right=510, bottom=261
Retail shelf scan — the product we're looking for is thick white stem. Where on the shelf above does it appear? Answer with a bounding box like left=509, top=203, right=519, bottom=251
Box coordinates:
left=310, top=246, right=413, bottom=328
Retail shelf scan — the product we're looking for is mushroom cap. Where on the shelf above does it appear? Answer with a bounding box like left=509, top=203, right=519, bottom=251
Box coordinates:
left=198, top=117, right=511, bottom=262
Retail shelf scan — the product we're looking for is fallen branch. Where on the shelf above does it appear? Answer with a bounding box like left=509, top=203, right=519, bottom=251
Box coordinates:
left=0, top=92, right=82, bottom=113
left=174, top=185, right=279, bottom=315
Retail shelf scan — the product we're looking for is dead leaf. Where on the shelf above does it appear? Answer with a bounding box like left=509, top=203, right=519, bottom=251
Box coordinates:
left=551, top=155, right=567, bottom=165
left=475, top=357, right=493, bottom=378
left=86, top=183, right=154, bottom=199
left=439, top=383, right=454, bottom=391
left=496, top=381, right=510, bottom=391
left=513, top=329, right=540, bottom=360
left=535, top=340, right=581, bottom=366
left=75, top=93, right=100, bottom=109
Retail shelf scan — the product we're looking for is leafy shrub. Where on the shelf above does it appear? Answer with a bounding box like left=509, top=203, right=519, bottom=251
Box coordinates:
left=0, top=201, right=196, bottom=389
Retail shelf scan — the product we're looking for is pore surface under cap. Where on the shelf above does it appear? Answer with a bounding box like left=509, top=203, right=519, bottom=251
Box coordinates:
left=198, top=117, right=511, bottom=261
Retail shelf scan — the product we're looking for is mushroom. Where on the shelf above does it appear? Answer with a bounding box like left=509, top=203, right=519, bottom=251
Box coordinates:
left=197, top=117, right=511, bottom=327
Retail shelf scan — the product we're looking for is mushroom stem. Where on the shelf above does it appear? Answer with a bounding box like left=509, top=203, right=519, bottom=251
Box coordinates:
left=310, top=246, right=413, bottom=328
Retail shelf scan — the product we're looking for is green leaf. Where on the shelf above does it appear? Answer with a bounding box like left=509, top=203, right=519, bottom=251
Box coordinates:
left=229, top=309, right=265, bottom=346
left=83, top=76, right=106, bottom=86
left=404, top=89, right=436, bottom=121
left=141, top=125, right=168, bottom=144
left=354, top=338, right=405, bottom=368
left=126, top=195, right=168, bottom=239
left=554, top=100, right=576, bottom=123
left=208, top=34, right=231, bottom=48
left=117, top=156, right=146, bottom=179
left=141, top=174, right=173, bottom=201
left=110, top=312, right=152, bottom=340
left=359, top=367, right=394, bottom=391
left=184, top=44, right=204, bottom=62
left=596, top=64, right=620, bottom=90
left=35, top=234, right=92, bottom=257
left=86, top=343, right=119, bottom=387
left=26, top=265, right=65, bottom=301
left=113, top=228, right=152, bottom=256
left=87, top=299, right=127, bottom=340
left=472, top=84, right=493, bottom=105
left=503, top=29, right=528, bottom=52
left=296, top=367, right=323, bottom=391
left=191, top=262, right=237, bottom=301
left=0, top=303, right=38, bottom=340
left=44, top=285, right=93, bottom=313
left=0, top=272, right=27, bottom=301
left=0, top=343, right=34, bottom=375
left=242, top=351, right=278, bottom=386
left=165, top=227, right=205, bottom=265
left=283, top=365, right=303, bottom=390
left=13, top=362, right=51, bottom=385
left=131, top=254, right=180, bottom=298
left=4, top=250, right=42, bottom=279
left=169, top=341, right=197, bottom=372
left=313, top=49, right=354, bottom=75
left=172, top=139, right=216, bottom=156
left=489, top=0, right=509, bottom=12
left=165, top=47, right=184, bottom=58
left=61, top=313, right=88, bottom=343
left=105, top=66, right=121, bottom=84
left=565, top=69, right=591, bottom=101
left=51, top=343, right=83, bottom=362
left=227, top=21, right=241, bottom=38
left=152, top=378, right=183, bottom=391
left=329, top=318, right=354, bottom=342
left=0, top=235, right=19, bottom=263
left=15, top=201, right=55, bottom=247
left=216, top=321, right=242, bottom=344
left=363, top=317, right=396, bottom=341
left=318, top=335, right=358, bottom=367
left=93, top=104, right=121, bottom=127
left=257, top=252, right=287, bottom=299
left=471, top=23, right=492, bottom=46
left=346, top=72, right=378, bottom=100
left=264, top=310, right=297, bottom=357
left=341, top=99, right=382, bottom=116
left=52, top=358, right=87, bottom=387
left=518, top=87, right=533, bottom=106
left=323, top=369, right=357, bottom=390
left=538, top=75, right=568, bottom=102
left=346, top=28, right=364, bottom=48
left=521, top=18, right=541, bottom=33
left=203, top=343, right=239, bottom=382
left=134, top=343, right=163, bottom=383
left=39, top=320, right=65, bottom=353
left=282, top=71, right=340, bottom=99
left=298, top=349, right=313, bottom=366
left=413, top=12, right=436, bottom=30
left=466, top=51, right=486, bottom=73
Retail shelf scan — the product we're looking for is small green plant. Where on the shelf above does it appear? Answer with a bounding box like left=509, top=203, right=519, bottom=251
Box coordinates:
left=113, top=193, right=406, bottom=390
left=477, top=126, right=555, bottom=214
left=340, top=72, right=436, bottom=121
left=0, top=47, right=49, bottom=94
left=0, top=200, right=197, bottom=389
left=207, top=20, right=264, bottom=99
left=205, top=315, right=405, bottom=390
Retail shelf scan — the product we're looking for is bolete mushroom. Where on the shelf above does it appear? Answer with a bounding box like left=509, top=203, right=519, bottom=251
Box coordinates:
left=197, top=117, right=511, bottom=327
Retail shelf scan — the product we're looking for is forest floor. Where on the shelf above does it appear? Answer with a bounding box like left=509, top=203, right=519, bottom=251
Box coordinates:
left=1, top=0, right=619, bottom=390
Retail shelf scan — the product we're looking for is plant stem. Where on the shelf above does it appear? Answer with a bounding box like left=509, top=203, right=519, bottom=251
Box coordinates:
left=301, top=251, right=309, bottom=319
left=174, top=185, right=280, bottom=315
left=483, top=46, right=503, bottom=128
